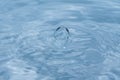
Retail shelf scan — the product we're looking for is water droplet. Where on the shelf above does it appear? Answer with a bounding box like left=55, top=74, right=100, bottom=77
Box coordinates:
left=54, top=26, right=70, bottom=49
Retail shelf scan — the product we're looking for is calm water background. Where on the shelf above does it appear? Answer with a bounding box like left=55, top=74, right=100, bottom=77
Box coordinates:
left=0, top=0, right=120, bottom=80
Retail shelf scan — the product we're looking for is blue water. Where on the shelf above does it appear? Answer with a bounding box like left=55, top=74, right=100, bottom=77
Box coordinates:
left=0, top=0, right=120, bottom=80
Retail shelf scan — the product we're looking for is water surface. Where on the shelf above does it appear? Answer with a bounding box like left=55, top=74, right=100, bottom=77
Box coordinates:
left=0, top=0, right=120, bottom=80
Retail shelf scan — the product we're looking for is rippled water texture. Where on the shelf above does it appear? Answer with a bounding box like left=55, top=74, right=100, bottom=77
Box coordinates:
left=0, top=0, right=120, bottom=80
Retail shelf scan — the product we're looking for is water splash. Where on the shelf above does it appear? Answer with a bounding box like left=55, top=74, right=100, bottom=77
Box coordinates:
left=53, top=26, right=70, bottom=49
